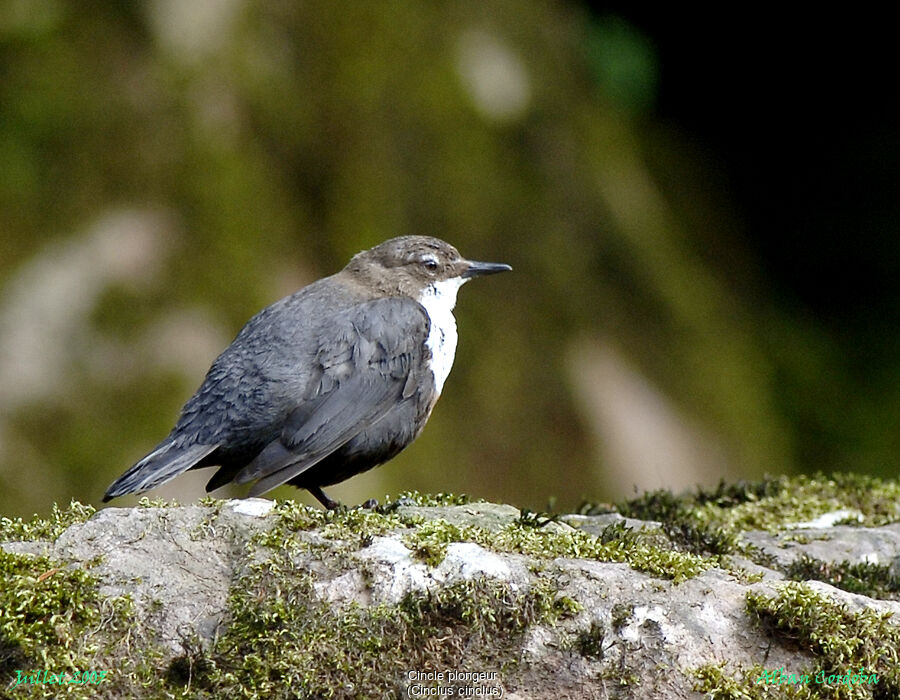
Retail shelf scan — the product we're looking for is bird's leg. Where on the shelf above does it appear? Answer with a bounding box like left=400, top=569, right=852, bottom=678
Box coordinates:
left=309, top=486, right=341, bottom=510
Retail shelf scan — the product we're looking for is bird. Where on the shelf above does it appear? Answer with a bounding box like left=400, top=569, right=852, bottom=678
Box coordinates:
left=103, top=236, right=511, bottom=509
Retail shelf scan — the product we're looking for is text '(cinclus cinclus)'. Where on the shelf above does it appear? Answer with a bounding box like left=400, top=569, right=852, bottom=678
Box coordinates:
left=103, top=236, right=511, bottom=509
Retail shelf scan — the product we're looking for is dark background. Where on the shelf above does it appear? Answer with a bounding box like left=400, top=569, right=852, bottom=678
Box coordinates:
left=601, top=7, right=898, bottom=322
left=586, top=5, right=899, bottom=473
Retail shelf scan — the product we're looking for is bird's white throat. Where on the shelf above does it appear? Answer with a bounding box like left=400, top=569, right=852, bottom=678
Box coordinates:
left=418, top=276, right=467, bottom=395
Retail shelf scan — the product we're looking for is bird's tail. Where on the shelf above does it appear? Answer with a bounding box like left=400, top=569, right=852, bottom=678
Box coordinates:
left=103, top=441, right=219, bottom=502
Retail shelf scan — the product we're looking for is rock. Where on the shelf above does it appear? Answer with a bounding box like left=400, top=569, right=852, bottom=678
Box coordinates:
left=2, top=485, right=900, bottom=698
left=394, top=501, right=522, bottom=532
left=561, top=512, right=663, bottom=537
left=742, top=521, right=900, bottom=569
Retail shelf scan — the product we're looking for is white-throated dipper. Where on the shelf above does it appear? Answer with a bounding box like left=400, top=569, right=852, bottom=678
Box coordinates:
left=103, top=236, right=511, bottom=509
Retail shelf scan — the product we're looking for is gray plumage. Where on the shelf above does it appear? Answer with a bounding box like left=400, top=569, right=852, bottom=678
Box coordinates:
left=103, top=236, right=510, bottom=509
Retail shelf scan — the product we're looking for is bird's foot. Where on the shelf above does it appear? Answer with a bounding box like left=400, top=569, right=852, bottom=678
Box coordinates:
left=309, top=486, right=341, bottom=511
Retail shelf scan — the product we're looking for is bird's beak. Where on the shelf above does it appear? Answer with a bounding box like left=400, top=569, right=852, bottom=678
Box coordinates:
left=462, top=260, right=513, bottom=278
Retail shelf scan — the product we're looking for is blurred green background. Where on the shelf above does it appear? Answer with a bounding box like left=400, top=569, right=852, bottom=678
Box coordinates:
left=1, top=2, right=897, bottom=519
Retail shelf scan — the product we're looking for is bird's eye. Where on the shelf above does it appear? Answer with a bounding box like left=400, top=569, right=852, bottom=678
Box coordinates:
left=422, top=256, right=438, bottom=271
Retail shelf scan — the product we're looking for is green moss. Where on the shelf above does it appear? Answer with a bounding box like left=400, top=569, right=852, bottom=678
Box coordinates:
left=745, top=581, right=900, bottom=698
left=382, top=491, right=474, bottom=508
left=728, top=567, right=766, bottom=585
left=0, top=500, right=95, bottom=543
left=164, top=561, right=563, bottom=698
left=693, top=658, right=888, bottom=699
left=784, top=555, right=900, bottom=601
left=574, top=622, right=606, bottom=659
left=610, top=603, right=633, bottom=631
left=318, top=508, right=413, bottom=542
left=608, top=475, right=900, bottom=594
left=250, top=494, right=712, bottom=582
left=396, top=511, right=714, bottom=581
left=0, top=548, right=138, bottom=698
left=136, top=496, right=181, bottom=509
left=611, top=474, right=900, bottom=597
left=404, top=518, right=467, bottom=567
left=553, top=595, right=583, bottom=617
left=254, top=499, right=415, bottom=553
left=492, top=518, right=714, bottom=582
left=612, top=488, right=743, bottom=555
left=691, top=662, right=766, bottom=699
left=189, top=500, right=229, bottom=542
left=611, top=474, right=900, bottom=561
left=516, top=509, right=561, bottom=529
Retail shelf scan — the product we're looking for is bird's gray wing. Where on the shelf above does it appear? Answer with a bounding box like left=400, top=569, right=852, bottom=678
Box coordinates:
left=233, top=297, right=430, bottom=496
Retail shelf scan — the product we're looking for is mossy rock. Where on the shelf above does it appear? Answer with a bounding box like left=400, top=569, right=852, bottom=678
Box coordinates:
left=2, top=476, right=900, bottom=698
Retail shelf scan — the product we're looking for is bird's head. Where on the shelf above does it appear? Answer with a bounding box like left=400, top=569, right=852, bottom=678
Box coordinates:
left=345, top=236, right=511, bottom=303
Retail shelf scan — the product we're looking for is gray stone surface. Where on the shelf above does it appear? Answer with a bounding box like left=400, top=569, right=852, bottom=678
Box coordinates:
left=561, top=512, right=664, bottom=537
left=4, top=499, right=900, bottom=698
left=742, top=520, right=900, bottom=569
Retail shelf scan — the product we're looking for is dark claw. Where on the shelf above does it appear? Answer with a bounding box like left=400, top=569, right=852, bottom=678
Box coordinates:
left=309, top=486, right=341, bottom=510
